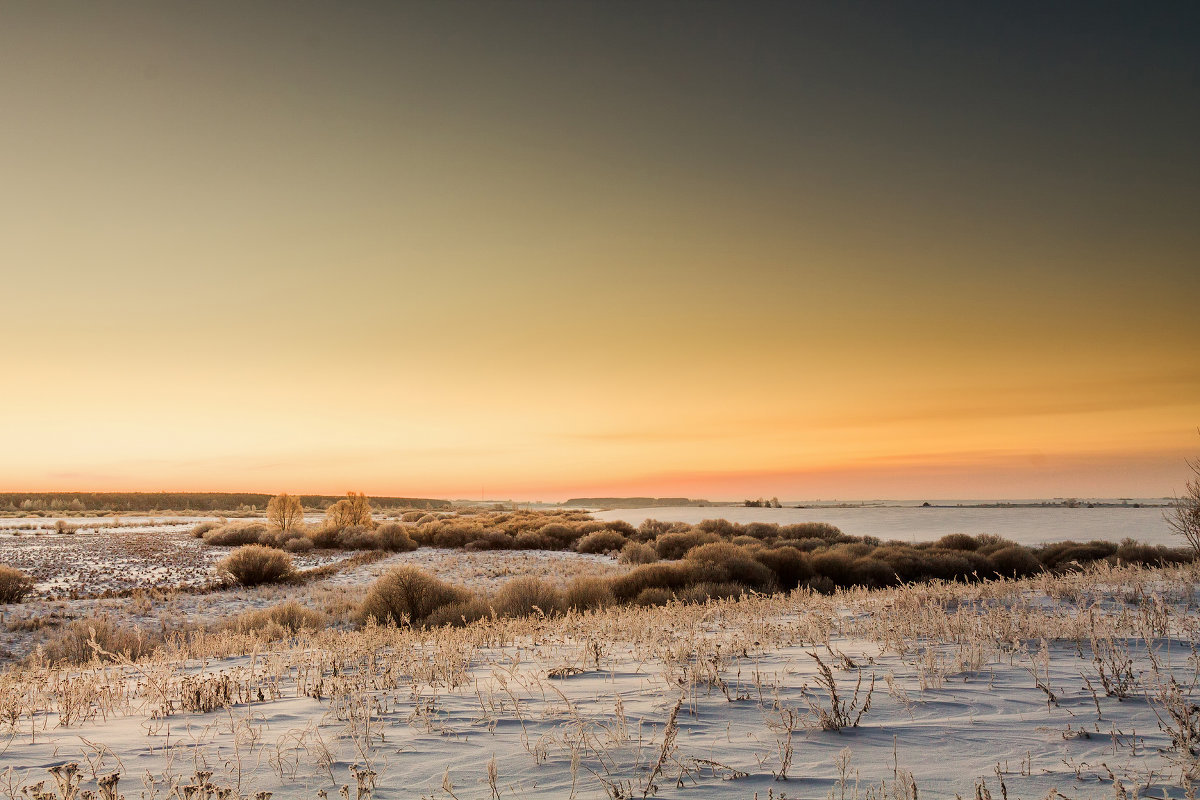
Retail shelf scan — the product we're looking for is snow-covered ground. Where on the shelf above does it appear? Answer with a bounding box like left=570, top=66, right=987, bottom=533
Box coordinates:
left=0, top=563, right=1196, bottom=799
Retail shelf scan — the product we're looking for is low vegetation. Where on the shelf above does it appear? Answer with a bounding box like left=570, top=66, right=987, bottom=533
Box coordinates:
left=0, top=565, right=34, bottom=603
left=217, top=544, right=295, bottom=587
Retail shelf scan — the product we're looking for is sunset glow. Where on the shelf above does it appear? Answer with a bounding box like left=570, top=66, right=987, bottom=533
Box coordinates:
left=2, top=3, right=1197, bottom=500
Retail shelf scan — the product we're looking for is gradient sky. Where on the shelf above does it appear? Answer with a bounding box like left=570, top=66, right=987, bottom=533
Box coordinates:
left=2, top=2, right=1198, bottom=500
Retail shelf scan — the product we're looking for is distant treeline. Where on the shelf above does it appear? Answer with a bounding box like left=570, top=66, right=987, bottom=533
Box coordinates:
left=0, top=492, right=451, bottom=513
left=563, top=497, right=710, bottom=508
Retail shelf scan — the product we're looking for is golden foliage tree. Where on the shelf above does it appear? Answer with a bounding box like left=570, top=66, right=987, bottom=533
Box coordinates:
left=266, top=492, right=304, bottom=532
left=325, top=491, right=373, bottom=529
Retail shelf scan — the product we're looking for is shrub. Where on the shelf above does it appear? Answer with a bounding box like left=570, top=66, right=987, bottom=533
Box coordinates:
left=218, top=545, right=295, bottom=587
left=989, top=545, right=1042, bottom=577
left=376, top=522, right=419, bottom=552
left=190, top=520, right=222, bottom=538
left=679, top=581, right=744, bottom=604
left=921, top=549, right=983, bottom=582
left=1038, top=540, right=1119, bottom=570
left=654, top=530, right=720, bottom=560
left=310, top=525, right=346, bottom=549
left=743, top=522, right=780, bottom=540
left=537, top=523, right=581, bottom=549
left=358, top=566, right=470, bottom=627
left=41, top=618, right=154, bottom=665
left=609, top=563, right=698, bottom=602
left=936, top=533, right=979, bottom=551
left=634, top=587, right=674, bottom=606
left=811, top=548, right=859, bottom=586
left=697, top=518, right=738, bottom=538
left=754, top=547, right=813, bottom=590
left=203, top=523, right=268, bottom=547
left=465, top=530, right=516, bottom=551
left=853, top=557, right=898, bottom=588
left=494, top=576, right=566, bottom=618
left=283, top=536, right=315, bottom=553
left=228, top=601, right=325, bottom=636
left=514, top=531, right=552, bottom=550
left=565, top=577, right=614, bottom=611
left=0, top=566, right=34, bottom=603
left=634, top=518, right=673, bottom=542
left=604, top=520, right=637, bottom=537
left=424, top=597, right=491, bottom=627
left=432, top=523, right=483, bottom=549
left=779, top=522, right=843, bottom=541
left=618, top=541, right=659, bottom=565
left=341, top=526, right=383, bottom=550
left=576, top=529, right=627, bottom=554
left=684, top=542, right=777, bottom=591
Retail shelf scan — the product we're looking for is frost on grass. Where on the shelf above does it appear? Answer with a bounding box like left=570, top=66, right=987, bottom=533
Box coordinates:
left=0, top=562, right=1197, bottom=798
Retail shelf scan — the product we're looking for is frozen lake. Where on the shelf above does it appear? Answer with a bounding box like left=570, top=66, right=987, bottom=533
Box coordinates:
left=595, top=504, right=1178, bottom=547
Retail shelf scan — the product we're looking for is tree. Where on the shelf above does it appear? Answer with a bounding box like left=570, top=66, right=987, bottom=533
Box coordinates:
left=325, top=491, right=373, bottom=529
left=1167, top=454, right=1200, bottom=557
left=267, top=492, right=304, bottom=532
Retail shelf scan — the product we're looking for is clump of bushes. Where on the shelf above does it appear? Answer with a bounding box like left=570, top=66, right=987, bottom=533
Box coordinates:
left=41, top=618, right=155, bottom=665
left=0, top=566, right=34, bottom=603
left=227, top=601, right=325, bottom=637
left=358, top=565, right=473, bottom=627
left=576, top=529, right=627, bottom=554
left=218, top=545, right=294, bottom=587
left=203, top=523, right=269, bottom=547
left=494, top=577, right=565, bottom=617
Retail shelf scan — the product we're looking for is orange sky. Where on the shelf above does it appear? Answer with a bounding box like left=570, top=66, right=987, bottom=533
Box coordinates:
left=2, top=3, right=1197, bottom=500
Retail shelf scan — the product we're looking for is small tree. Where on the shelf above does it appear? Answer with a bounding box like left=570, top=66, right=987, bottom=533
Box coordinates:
left=325, top=491, right=373, bottom=529
left=267, top=492, right=304, bottom=532
left=1167, top=454, right=1200, bottom=557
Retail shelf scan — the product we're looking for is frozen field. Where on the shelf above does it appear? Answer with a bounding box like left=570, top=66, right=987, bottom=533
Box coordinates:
left=0, top=563, right=1196, bottom=798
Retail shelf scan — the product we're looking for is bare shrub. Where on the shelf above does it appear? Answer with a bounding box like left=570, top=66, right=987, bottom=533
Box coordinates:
left=376, top=522, right=418, bottom=552
left=514, top=530, right=552, bottom=550
left=41, top=618, right=155, bottom=665
left=0, top=565, right=34, bottom=603
left=203, top=523, right=268, bottom=547
left=424, top=597, right=491, bottom=627
left=754, top=547, right=813, bottom=590
left=654, top=530, right=720, bottom=560
left=358, top=566, right=470, bottom=627
left=218, top=545, right=295, bottom=586
left=576, top=529, right=627, bottom=554
left=679, top=581, right=744, bottom=603
left=341, top=525, right=383, bottom=550
left=228, top=601, right=325, bottom=636
left=634, top=587, right=674, bottom=606
left=609, top=563, right=697, bottom=602
left=283, top=536, right=315, bottom=553
left=464, top=529, right=515, bottom=551
left=989, top=545, right=1042, bottom=577
left=494, top=576, right=566, bottom=617
left=537, top=522, right=581, bottom=549
left=684, top=542, right=777, bottom=591
left=936, top=533, right=979, bottom=551
left=778, top=522, right=843, bottom=541
left=619, top=541, right=659, bottom=564
left=565, top=577, right=614, bottom=610
left=189, top=520, right=222, bottom=538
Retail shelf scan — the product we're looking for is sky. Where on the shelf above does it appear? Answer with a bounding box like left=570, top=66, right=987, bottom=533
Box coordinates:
left=1, top=2, right=1198, bottom=501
